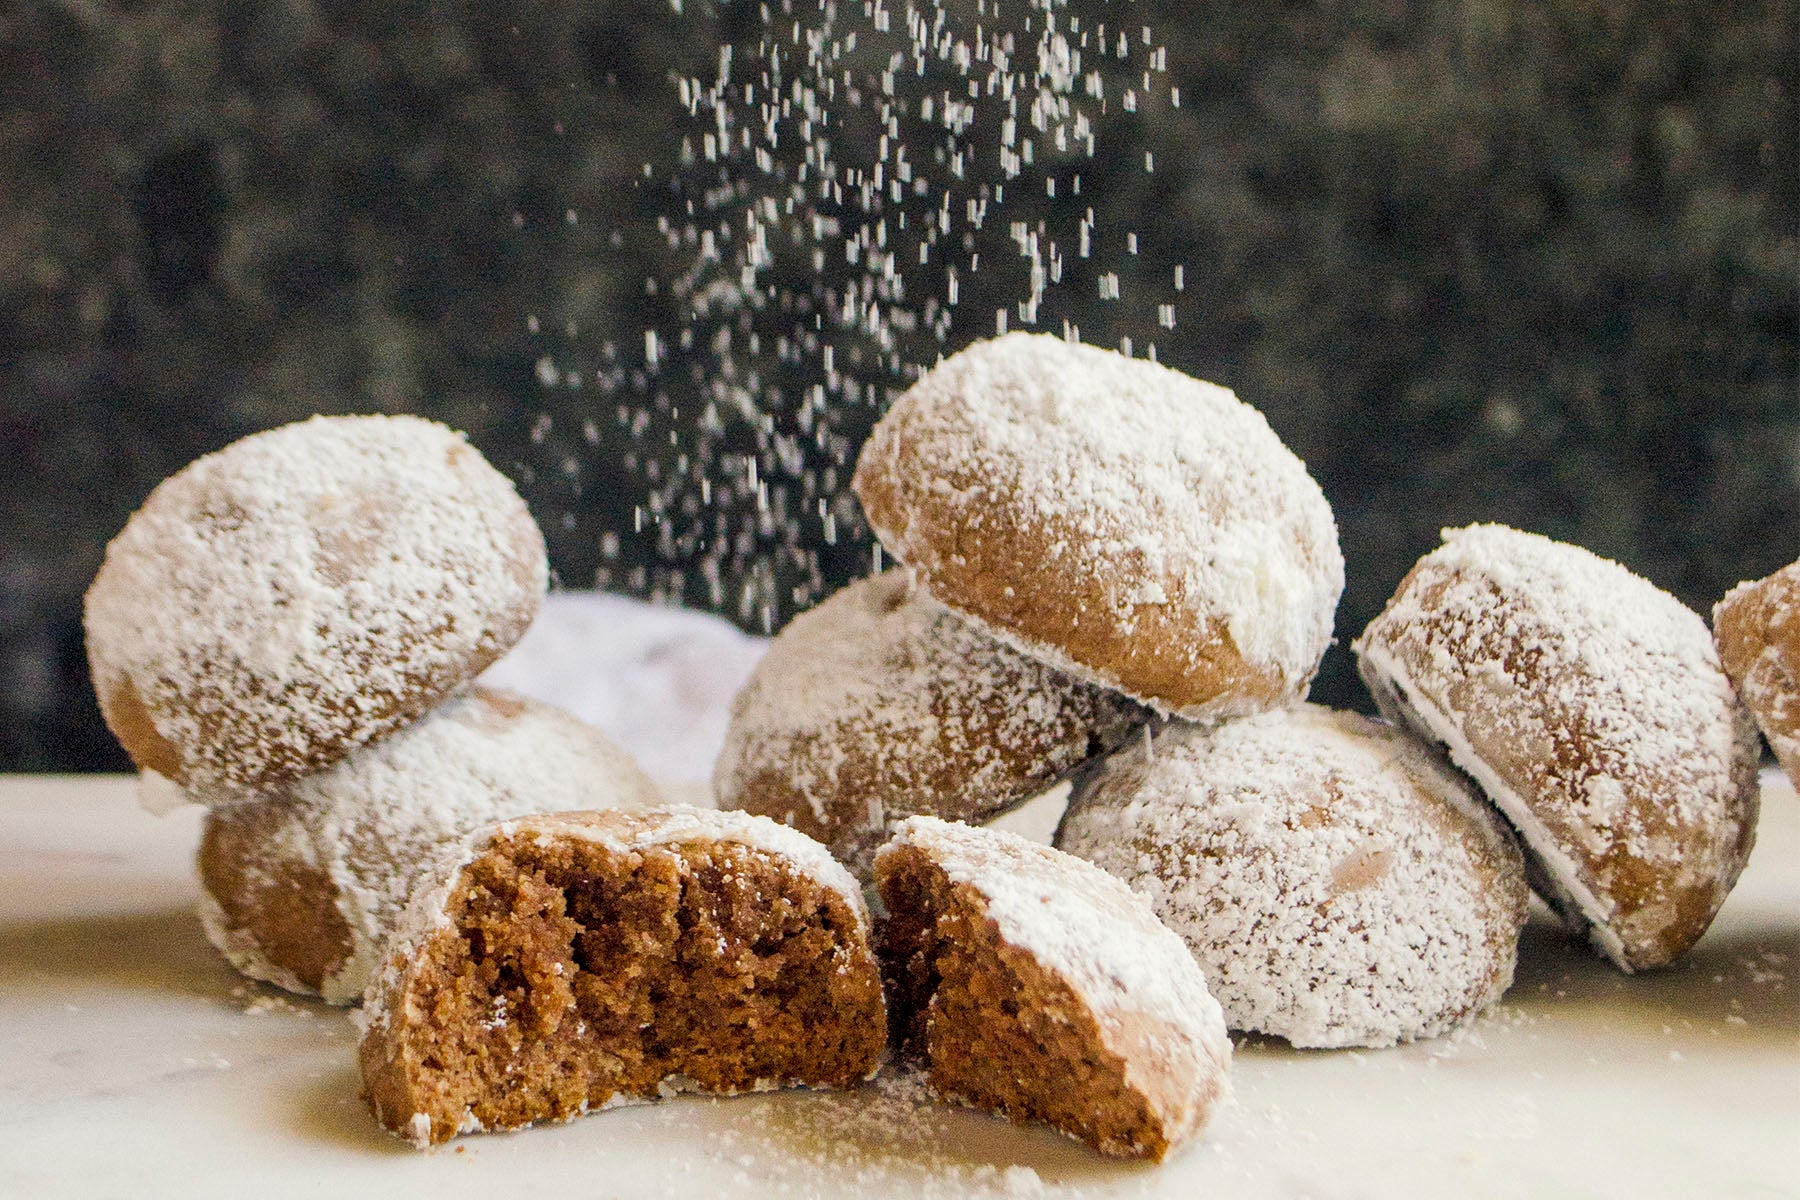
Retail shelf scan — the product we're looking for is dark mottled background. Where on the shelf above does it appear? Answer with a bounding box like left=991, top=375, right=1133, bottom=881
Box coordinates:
left=2, top=1, right=1795, bottom=772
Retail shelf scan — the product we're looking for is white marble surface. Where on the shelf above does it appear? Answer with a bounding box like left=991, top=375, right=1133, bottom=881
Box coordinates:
left=1, top=773, right=1796, bottom=1199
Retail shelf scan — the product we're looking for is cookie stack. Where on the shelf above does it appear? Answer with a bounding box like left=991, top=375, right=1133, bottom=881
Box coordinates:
left=718, top=330, right=1346, bottom=872
left=83, top=415, right=662, bottom=1003
left=84, top=412, right=1237, bottom=1160
left=718, top=331, right=1767, bottom=1051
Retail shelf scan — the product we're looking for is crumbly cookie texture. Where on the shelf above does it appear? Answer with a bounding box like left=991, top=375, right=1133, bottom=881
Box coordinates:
left=852, top=332, right=1343, bottom=719
left=197, top=688, right=662, bottom=1004
left=84, top=414, right=546, bottom=803
left=875, top=816, right=1231, bottom=1160
left=1058, top=706, right=1529, bottom=1049
left=715, top=570, right=1145, bottom=876
left=359, top=808, right=885, bottom=1148
left=1714, top=560, right=1800, bottom=792
left=1354, top=523, right=1760, bottom=972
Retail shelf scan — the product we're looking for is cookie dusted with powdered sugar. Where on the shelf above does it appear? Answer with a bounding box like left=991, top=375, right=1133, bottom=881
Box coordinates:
left=852, top=332, right=1343, bottom=720
left=875, top=816, right=1231, bottom=1160
left=197, top=687, right=662, bottom=1004
left=1714, top=560, right=1800, bottom=792
left=715, top=570, right=1146, bottom=876
left=84, top=415, right=546, bottom=803
left=360, top=808, right=886, bottom=1147
left=1354, top=524, right=1761, bottom=972
left=1057, top=706, right=1528, bottom=1049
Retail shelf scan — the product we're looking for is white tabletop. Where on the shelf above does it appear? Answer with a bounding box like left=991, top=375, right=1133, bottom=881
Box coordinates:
left=1, top=774, right=1795, bottom=1199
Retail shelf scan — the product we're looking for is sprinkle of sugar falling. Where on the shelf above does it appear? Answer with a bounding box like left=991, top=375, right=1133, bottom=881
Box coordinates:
left=531, top=2, right=1186, bottom=628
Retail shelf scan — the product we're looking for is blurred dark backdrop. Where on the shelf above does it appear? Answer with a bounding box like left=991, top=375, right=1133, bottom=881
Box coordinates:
left=1, top=1, right=1794, bottom=772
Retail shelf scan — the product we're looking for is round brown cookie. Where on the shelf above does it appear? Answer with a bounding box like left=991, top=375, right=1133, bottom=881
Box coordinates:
left=715, top=570, right=1146, bottom=876
left=1714, top=560, right=1800, bottom=791
left=874, top=816, right=1231, bottom=1161
left=851, top=332, right=1343, bottom=719
left=197, top=687, right=660, bottom=1003
left=1354, top=523, right=1761, bottom=972
left=85, top=414, right=546, bottom=803
left=1057, top=705, right=1527, bottom=1049
left=359, top=808, right=886, bottom=1147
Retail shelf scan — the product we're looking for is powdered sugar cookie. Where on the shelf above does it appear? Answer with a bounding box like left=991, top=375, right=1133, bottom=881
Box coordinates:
left=197, top=687, right=660, bottom=1003
left=852, top=333, right=1342, bottom=719
left=876, top=816, right=1230, bottom=1159
left=1714, top=560, right=1800, bottom=791
left=1354, top=524, right=1760, bottom=972
left=1057, top=706, right=1528, bottom=1048
left=359, top=808, right=885, bottom=1147
left=85, top=415, right=546, bottom=802
left=715, top=570, right=1144, bottom=875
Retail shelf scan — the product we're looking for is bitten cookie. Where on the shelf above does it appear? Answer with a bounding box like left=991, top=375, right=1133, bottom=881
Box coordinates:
left=875, top=816, right=1231, bottom=1160
left=1057, top=706, right=1528, bottom=1049
left=715, top=570, right=1145, bottom=875
left=1354, top=524, right=1760, bottom=972
left=1714, top=560, right=1800, bottom=791
left=197, top=687, right=661, bottom=1004
left=85, top=415, right=547, bottom=802
left=852, top=332, right=1343, bottom=719
left=360, top=808, right=887, bottom=1147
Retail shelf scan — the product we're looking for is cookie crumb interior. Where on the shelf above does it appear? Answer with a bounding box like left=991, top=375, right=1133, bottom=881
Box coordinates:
left=363, top=830, right=885, bottom=1144
left=877, top=843, right=1166, bottom=1160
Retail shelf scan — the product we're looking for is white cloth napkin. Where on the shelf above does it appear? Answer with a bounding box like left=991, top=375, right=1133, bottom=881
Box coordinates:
left=480, top=591, right=767, bottom=792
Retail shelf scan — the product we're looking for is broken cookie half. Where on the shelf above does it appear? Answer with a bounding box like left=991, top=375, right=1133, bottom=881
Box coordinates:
left=359, top=807, right=886, bottom=1147
left=873, top=816, right=1231, bottom=1161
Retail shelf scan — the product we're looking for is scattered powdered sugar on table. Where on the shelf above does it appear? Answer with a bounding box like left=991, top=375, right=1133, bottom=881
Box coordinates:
left=84, top=414, right=545, bottom=802
left=853, top=333, right=1342, bottom=709
left=1059, top=706, right=1528, bottom=1049
left=481, top=590, right=767, bottom=787
left=678, top=1068, right=1136, bottom=1199
left=1353, top=523, right=1761, bottom=971
left=230, top=983, right=318, bottom=1018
